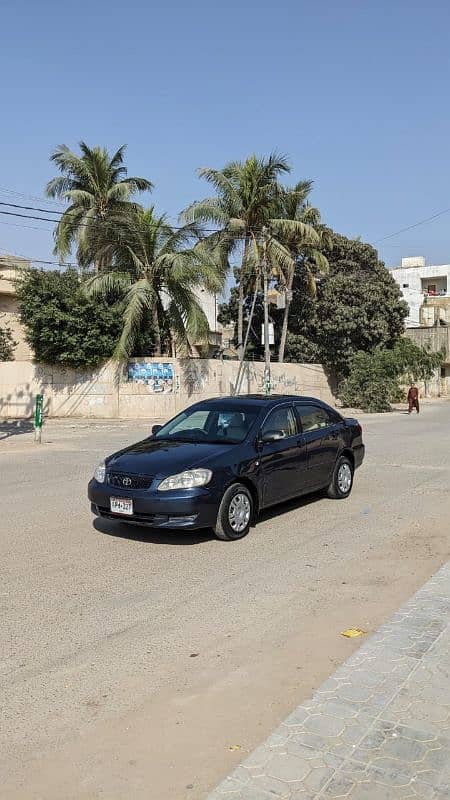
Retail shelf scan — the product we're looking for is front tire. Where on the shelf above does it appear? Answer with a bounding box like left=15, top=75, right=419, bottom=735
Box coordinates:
left=214, top=483, right=253, bottom=541
left=327, top=456, right=354, bottom=499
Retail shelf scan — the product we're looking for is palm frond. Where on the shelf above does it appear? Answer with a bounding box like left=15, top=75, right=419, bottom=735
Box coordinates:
left=308, top=249, right=329, bottom=274
left=46, top=176, right=74, bottom=198
left=270, top=218, right=320, bottom=246
left=114, top=279, right=154, bottom=361
left=265, top=237, right=295, bottom=275
left=181, top=198, right=229, bottom=226
left=84, top=270, right=132, bottom=298
left=193, top=240, right=228, bottom=292
left=109, top=145, right=127, bottom=169
left=167, top=287, right=210, bottom=353
left=197, top=167, right=241, bottom=206
left=125, top=176, right=153, bottom=192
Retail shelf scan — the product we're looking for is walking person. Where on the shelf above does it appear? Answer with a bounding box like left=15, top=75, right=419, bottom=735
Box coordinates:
left=407, top=383, right=420, bottom=414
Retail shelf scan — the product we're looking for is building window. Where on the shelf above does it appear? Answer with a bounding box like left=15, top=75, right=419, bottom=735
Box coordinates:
left=402, top=283, right=409, bottom=288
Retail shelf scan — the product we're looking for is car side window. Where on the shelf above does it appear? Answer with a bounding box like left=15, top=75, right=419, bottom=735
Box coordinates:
left=261, top=406, right=297, bottom=439
left=295, top=404, right=336, bottom=433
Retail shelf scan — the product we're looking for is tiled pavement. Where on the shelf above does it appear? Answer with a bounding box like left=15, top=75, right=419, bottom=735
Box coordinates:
left=207, top=562, right=450, bottom=799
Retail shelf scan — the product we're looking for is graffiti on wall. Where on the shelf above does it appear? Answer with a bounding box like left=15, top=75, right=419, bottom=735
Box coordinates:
left=127, top=362, right=174, bottom=393
left=182, top=362, right=208, bottom=394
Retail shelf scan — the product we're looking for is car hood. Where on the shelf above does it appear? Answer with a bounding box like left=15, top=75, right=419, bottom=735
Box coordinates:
left=106, top=438, right=237, bottom=476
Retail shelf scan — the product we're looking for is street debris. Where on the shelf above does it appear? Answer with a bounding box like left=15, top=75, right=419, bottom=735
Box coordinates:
left=341, top=627, right=366, bottom=638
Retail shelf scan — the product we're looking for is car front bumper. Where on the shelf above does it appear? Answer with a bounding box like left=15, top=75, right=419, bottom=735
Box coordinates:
left=88, top=479, right=219, bottom=529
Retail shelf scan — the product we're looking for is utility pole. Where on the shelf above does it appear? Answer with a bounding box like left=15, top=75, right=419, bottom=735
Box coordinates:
left=262, top=227, right=271, bottom=395
left=233, top=285, right=259, bottom=395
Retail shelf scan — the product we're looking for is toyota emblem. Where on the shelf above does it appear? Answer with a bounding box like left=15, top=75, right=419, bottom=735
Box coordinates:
left=122, top=477, right=132, bottom=487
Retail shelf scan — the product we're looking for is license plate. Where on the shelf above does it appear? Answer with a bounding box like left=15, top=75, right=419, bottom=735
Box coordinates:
left=110, top=497, right=133, bottom=516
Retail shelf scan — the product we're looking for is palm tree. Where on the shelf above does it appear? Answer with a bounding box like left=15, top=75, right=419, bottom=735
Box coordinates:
left=46, top=142, right=152, bottom=266
left=274, top=182, right=330, bottom=363
left=84, top=206, right=226, bottom=359
left=182, top=153, right=305, bottom=359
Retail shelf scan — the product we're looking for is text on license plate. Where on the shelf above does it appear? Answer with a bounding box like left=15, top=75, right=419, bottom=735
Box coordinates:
left=110, top=497, right=133, bottom=516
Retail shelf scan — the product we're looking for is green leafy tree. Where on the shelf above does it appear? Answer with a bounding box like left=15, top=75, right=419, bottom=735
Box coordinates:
left=84, top=206, right=226, bottom=359
left=182, top=153, right=319, bottom=358
left=46, top=142, right=152, bottom=266
left=339, top=339, right=444, bottom=412
left=0, top=316, right=16, bottom=360
left=15, top=268, right=141, bottom=368
left=286, top=233, right=408, bottom=375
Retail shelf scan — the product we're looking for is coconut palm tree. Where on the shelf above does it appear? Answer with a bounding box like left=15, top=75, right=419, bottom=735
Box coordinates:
left=84, top=206, right=226, bottom=359
left=46, top=142, right=152, bottom=266
left=274, top=181, right=330, bottom=363
left=182, top=153, right=307, bottom=359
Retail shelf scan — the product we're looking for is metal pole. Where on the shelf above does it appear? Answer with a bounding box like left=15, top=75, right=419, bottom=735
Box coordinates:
left=262, top=230, right=271, bottom=395
left=234, top=286, right=259, bottom=395
left=34, top=393, right=43, bottom=444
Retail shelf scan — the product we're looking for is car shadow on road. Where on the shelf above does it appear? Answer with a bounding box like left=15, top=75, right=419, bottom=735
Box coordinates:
left=93, top=517, right=215, bottom=545
left=93, top=491, right=325, bottom=545
left=258, top=490, right=325, bottom=524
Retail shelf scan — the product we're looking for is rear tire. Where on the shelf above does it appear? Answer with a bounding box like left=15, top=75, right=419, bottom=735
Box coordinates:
left=214, top=483, right=253, bottom=541
left=327, top=456, right=354, bottom=499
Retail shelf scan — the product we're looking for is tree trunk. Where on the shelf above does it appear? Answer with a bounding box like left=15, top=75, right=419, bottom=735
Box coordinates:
left=152, top=303, right=162, bottom=357
left=278, top=268, right=294, bottom=363
left=237, top=236, right=250, bottom=360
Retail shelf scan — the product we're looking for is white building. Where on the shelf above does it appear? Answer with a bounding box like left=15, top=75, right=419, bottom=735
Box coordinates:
left=391, top=256, right=450, bottom=327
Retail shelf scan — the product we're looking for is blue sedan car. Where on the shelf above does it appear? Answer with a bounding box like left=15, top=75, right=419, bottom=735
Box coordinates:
left=88, top=395, right=364, bottom=541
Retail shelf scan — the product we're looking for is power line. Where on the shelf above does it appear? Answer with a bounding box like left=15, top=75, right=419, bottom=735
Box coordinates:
left=0, top=185, right=64, bottom=209
left=375, top=206, right=450, bottom=243
left=0, top=244, right=77, bottom=268
left=0, top=219, right=54, bottom=232
left=0, top=203, right=232, bottom=234
left=0, top=209, right=62, bottom=224
left=0, top=201, right=63, bottom=215
left=0, top=201, right=265, bottom=236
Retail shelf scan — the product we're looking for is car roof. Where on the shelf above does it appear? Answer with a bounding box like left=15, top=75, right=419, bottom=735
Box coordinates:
left=191, top=394, right=328, bottom=408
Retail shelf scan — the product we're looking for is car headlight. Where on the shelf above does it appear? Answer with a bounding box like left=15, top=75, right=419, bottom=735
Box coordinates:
left=94, top=461, right=106, bottom=483
left=157, top=469, right=212, bottom=491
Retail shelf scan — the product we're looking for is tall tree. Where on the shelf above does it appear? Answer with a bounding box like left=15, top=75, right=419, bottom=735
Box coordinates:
left=46, top=142, right=152, bottom=266
left=84, top=206, right=226, bottom=359
left=286, top=233, right=409, bottom=376
left=274, top=181, right=330, bottom=362
left=182, top=153, right=318, bottom=359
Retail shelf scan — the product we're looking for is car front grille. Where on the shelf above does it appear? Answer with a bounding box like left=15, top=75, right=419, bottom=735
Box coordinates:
left=107, top=472, right=153, bottom=490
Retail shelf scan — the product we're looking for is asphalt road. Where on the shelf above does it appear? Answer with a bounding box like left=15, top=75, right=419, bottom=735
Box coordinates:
left=1, top=403, right=450, bottom=799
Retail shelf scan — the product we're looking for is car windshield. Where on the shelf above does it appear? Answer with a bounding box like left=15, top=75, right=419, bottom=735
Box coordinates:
left=154, top=406, right=259, bottom=444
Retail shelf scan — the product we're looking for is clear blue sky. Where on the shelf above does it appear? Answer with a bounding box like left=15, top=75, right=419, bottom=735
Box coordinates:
left=1, top=0, right=450, bottom=268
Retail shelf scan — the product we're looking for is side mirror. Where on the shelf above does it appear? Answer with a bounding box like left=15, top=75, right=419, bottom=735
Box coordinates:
left=152, top=424, right=163, bottom=436
left=261, top=429, right=285, bottom=444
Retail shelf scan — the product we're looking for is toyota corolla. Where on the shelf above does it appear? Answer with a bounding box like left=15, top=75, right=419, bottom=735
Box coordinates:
left=88, top=395, right=364, bottom=541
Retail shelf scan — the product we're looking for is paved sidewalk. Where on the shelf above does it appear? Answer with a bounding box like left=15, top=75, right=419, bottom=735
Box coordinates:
left=208, top=562, right=450, bottom=799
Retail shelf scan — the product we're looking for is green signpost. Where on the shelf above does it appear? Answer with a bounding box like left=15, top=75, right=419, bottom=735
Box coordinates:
left=34, top=394, right=43, bottom=443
